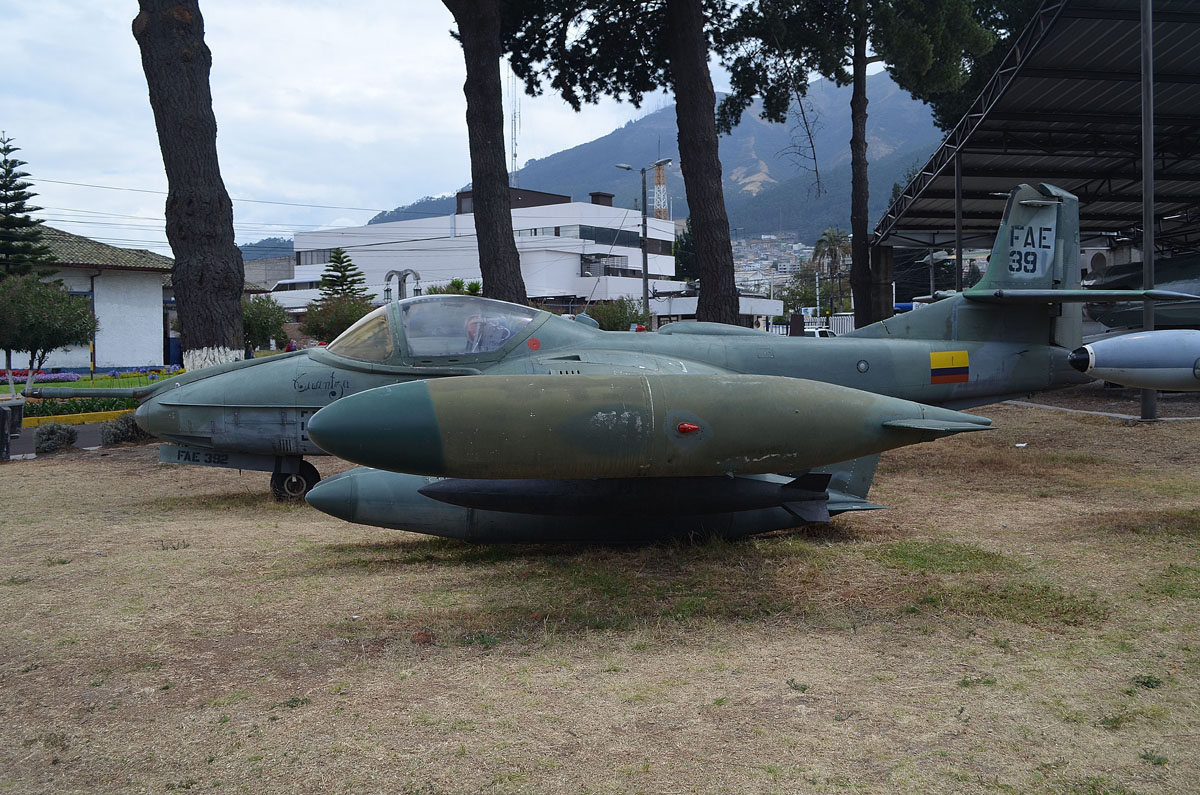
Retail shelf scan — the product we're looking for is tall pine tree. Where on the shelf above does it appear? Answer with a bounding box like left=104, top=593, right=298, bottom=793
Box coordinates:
left=133, top=0, right=245, bottom=369
left=0, top=134, right=56, bottom=280
left=317, top=248, right=373, bottom=301
left=442, top=0, right=528, bottom=305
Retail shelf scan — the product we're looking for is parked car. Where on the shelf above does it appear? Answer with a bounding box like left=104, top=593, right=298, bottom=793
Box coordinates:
left=803, top=327, right=837, bottom=338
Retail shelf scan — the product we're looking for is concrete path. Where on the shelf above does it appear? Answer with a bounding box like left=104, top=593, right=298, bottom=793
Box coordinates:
left=8, top=422, right=104, bottom=458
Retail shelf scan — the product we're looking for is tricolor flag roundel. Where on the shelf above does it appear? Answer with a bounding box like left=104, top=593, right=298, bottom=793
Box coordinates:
left=930, top=350, right=970, bottom=384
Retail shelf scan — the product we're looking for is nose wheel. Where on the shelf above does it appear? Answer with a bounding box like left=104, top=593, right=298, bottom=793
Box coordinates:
left=271, top=460, right=321, bottom=501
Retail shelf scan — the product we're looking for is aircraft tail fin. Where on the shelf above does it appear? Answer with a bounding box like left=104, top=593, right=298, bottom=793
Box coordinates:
left=968, top=183, right=1080, bottom=296
left=850, top=183, right=1082, bottom=348
left=809, top=454, right=885, bottom=514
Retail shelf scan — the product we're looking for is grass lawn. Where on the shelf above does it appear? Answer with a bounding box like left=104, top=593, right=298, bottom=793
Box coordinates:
left=0, top=401, right=1196, bottom=793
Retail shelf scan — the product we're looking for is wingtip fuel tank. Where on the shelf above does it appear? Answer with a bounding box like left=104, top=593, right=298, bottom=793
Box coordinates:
left=307, top=468, right=854, bottom=543
left=307, top=374, right=991, bottom=480
left=1070, top=330, right=1200, bottom=391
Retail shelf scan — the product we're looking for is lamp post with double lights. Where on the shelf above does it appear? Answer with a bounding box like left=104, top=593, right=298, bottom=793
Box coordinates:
left=615, top=158, right=672, bottom=318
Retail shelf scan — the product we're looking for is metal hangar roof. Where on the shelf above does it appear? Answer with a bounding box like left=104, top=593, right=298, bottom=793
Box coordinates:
left=874, top=0, right=1200, bottom=253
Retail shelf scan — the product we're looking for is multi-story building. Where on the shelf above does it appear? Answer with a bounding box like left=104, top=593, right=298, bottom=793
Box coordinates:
left=281, top=187, right=782, bottom=325
left=281, top=188, right=677, bottom=315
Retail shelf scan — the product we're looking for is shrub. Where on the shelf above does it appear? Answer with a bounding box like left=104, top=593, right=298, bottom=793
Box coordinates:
left=100, top=414, right=152, bottom=446
left=34, top=422, right=78, bottom=453
left=23, top=397, right=139, bottom=416
left=586, top=297, right=650, bottom=331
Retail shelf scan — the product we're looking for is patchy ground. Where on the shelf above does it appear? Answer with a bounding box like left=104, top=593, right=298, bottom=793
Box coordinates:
left=0, top=395, right=1197, bottom=794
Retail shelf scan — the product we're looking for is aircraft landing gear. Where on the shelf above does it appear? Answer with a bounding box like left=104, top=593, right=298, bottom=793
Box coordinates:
left=271, top=460, right=320, bottom=501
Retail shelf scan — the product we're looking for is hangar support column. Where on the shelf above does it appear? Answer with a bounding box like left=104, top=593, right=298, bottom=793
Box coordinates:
left=871, top=245, right=894, bottom=321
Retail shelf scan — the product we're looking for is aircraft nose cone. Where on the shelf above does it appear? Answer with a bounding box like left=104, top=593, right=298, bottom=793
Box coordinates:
left=305, top=471, right=358, bottom=522
left=134, top=401, right=150, bottom=433
left=134, top=397, right=165, bottom=437
left=306, top=381, right=446, bottom=473
left=1068, top=346, right=1092, bottom=374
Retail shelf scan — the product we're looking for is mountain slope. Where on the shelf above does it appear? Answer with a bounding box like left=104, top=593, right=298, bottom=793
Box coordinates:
left=369, top=72, right=944, bottom=242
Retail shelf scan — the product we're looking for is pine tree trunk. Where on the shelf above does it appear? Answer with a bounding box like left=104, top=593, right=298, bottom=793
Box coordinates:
left=444, top=0, right=528, bottom=305
left=665, top=0, right=739, bottom=325
left=133, top=0, right=244, bottom=370
left=848, top=6, right=873, bottom=328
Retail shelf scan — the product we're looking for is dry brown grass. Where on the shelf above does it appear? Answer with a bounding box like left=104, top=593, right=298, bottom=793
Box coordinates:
left=1, top=401, right=1198, bottom=794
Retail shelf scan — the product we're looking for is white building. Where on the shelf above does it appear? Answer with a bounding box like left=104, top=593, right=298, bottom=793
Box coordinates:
left=284, top=188, right=783, bottom=324
left=35, top=227, right=171, bottom=370
left=284, top=189, right=677, bottom=315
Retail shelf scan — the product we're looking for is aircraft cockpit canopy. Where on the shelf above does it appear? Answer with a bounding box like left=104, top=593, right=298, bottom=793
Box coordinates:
left=323, top=295, right=542, bottom=365
left=400, top=296, right=539, bottom=357
left=326, top=307, right=395, bottom=362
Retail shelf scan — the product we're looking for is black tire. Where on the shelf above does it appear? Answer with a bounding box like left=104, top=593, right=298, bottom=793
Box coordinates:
left=271, top=460, right=321, bottom=501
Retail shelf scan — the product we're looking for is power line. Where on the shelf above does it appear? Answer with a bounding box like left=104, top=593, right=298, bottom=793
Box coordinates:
left=33, top=177, right=447, bottom=216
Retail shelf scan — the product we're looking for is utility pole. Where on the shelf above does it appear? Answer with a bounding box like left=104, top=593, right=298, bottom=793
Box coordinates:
left=616, top=158, right=673, bottom=318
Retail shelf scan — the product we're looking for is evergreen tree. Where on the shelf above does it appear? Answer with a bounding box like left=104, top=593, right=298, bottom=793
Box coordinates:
left=317, top=248, right=373, bottom=301
left=0, top=275, right=98, bottom=391
left=0, top=133, right=56, bottom=280
left=241, top=294, right=288, bottom=350
left=300, top=295, right=375, bottom=343
left=673, top=218, right=698, bottom=282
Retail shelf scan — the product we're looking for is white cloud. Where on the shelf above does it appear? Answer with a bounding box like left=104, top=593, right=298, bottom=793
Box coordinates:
left=1, top=0, right=656, bottom=251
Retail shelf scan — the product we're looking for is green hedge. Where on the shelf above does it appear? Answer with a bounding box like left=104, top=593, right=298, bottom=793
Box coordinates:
left=23, top=397, right=140, bottom=417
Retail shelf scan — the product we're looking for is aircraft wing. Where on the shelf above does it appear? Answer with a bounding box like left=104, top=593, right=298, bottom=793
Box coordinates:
left=956, top=288, right=1200, bottom=304
left=301, top=374, right=990, bottom=542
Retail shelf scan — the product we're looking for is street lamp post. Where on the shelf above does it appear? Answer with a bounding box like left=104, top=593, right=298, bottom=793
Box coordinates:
left=616, top=158, right=672, bottom=320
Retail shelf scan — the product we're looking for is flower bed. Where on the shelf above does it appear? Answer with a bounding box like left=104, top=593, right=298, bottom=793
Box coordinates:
left=1, top=371, right=82, bottom=383
left=23, top=396, right=141, bottom=416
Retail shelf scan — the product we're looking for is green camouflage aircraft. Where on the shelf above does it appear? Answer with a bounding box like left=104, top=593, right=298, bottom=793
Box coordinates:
left=296, top=182, right=1134, bottom=541
left=31, top=183, right=1191, bottom=539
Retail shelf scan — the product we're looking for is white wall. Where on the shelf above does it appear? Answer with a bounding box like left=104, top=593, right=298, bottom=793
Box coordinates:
left=40, top=269, right=164, bottom=369
left=287, top=201, right=678, bottom=309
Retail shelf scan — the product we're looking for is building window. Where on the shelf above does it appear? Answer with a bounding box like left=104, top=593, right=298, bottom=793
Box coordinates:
left=581, top=253, right=629, bottom=277
left=296, top=249, right=333, bottom=268
left=558, top=225, right=672, bottom=255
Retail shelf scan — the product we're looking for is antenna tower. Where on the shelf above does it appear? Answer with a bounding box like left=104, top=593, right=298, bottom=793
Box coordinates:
left=508, top=68, right=520, bottom=187
left=652, top=162, right=668, bottom=219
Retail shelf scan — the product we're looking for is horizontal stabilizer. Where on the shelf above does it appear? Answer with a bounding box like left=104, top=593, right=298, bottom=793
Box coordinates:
left=959, top=288, right=1200, bottom=304
left=782, top=500, right=830, bottom=523
left=882, top=418, right=993, bottom=439
left=826, top=491, right=886, bottom=513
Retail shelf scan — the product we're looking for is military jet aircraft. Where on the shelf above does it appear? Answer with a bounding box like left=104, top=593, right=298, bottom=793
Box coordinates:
left=30, top=182, right=1192, bottom=521
left=294, top=182, right=1199, bottom=542
left=1085, top=253, right=1200, bottom=330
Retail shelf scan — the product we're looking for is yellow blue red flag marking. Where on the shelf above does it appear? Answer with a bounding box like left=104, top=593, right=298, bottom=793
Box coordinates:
left=930, top=350, right=969, bottom=384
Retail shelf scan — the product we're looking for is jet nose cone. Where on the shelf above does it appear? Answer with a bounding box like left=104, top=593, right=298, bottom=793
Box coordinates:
left=134, top=401, right=150, bottom=433
left=305, top=471, right=358, bottom=522
left=1068, top=346, right=1092, bottom=374
left=134, top=397, right=164, bottom=437
left=307, top=381, right=446, bottom=473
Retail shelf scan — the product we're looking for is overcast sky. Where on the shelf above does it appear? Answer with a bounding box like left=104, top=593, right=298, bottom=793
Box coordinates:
left=2, top=1, right=683, bottom=255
